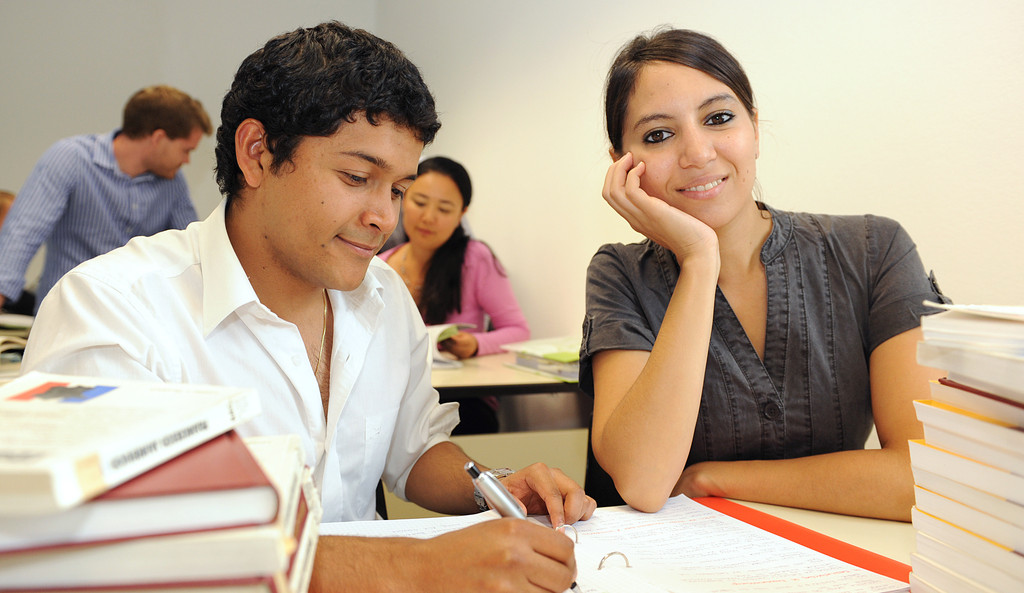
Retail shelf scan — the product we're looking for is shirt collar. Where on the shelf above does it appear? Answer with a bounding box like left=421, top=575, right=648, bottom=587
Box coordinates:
left=198, top=201, right=261, bottom=336
left=95, top=129, right=164, bottom=182
left=91, top=130, right=120, bottom=173
left=758, top=202, right=792, bottom=264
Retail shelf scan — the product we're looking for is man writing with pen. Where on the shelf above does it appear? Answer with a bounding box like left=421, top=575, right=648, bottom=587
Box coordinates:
left=21, top=21, right=595, bottom=592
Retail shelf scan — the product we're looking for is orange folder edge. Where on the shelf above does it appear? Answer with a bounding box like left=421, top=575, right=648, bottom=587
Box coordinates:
left=694, top=497, right=910, bottom=583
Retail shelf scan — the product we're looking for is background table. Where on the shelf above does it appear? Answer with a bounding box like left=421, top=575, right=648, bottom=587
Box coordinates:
left=431, top=352, right=580, bottom=399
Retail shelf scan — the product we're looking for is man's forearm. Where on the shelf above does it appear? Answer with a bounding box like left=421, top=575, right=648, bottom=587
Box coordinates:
left=402, top=441, right=479, bottom=515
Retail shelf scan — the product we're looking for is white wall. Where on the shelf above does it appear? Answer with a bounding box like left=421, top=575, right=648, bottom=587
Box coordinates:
left=0, top=0, right=376, bottom=218
left=3, top=0, right=1022, bottom=336
left=382, top=0, right=1024, bottom=337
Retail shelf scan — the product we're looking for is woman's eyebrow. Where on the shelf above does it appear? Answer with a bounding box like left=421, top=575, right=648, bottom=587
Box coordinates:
left=631, top=93, right=739, bottom=131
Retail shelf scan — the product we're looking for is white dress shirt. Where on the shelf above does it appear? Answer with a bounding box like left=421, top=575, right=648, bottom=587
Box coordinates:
left=23, top=201, right=459, bottom=522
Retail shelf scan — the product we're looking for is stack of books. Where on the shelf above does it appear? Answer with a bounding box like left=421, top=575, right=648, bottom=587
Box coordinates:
left=909, top=303, right=1024, bottom=593
left=0, top=313, right=31, bottom=379
left=501, top=336, right=581, bottom=382
left=0, top=372, right=321, bottom=592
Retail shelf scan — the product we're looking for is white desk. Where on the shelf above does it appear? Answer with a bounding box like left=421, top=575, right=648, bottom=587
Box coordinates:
left=736, top=500, right=915, bottom=564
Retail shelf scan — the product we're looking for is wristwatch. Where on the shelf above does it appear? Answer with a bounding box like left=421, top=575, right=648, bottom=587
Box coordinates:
left=473, top=467, right=515, bottom=511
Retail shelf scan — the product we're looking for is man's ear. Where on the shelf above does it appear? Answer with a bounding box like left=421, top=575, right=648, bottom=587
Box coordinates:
left=146, top=129, right=169, bottom=149
left=235, top=119, right=268, bottom=189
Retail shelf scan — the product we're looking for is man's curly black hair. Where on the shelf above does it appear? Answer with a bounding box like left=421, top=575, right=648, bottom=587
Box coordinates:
left=214, top=21, right=441, bottom=206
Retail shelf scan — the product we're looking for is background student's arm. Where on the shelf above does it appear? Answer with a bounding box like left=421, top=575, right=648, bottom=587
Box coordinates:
left=455, top=242, right=530, bottom=357
left=0, top=143, right=77, bottom=303
left=674, top=327, right=940, bottom=521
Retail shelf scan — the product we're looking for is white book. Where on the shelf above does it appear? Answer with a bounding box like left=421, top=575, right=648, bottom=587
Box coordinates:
left=0, top=519, right=294, bottom=589
left=917, top=341, right=1024, bottom=405
left=288, top=467, right=322, bottom=593
left=913, top=514, right=1024, bottom=588
left=920, top=308, right=1024, bottom=354
left=922, top=424, right=1024, bottom=476
left=0, top=371, right=261, bottom=515
left=0, top=313, right=32, bottom=336
left=912, top=467, right=1024, bottom=530
left=928, top=380, right=1024, bottom=429
left=908, top=440, right=1024, bottom=506
left=425, top=323, right=475, bottom=369
left=914, top=486, right=1024, bottom=552
left=913, top=400, right=1024, bottom=473
left=910, top=553, right=999, bottom=593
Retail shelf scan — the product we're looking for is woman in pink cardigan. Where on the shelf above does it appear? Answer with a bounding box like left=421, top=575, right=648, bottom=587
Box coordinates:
left=380, top=156, right=530, bottom=433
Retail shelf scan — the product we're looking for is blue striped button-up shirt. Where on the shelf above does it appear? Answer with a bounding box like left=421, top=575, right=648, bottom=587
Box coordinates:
left=0, top=131, right=197, bottom=310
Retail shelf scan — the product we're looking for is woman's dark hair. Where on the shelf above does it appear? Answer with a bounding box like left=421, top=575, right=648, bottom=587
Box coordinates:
left=215, top=21, right=441, bottom=206
left=605, top=28, right=756, bottom=154
left=415, top=156, right=490, bottom=324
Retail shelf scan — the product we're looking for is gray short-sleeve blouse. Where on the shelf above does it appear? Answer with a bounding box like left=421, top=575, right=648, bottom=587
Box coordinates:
left=580, top=204, right=946, bottom=465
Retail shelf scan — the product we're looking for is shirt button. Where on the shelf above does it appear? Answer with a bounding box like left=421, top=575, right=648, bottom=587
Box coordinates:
left=291, top=354, right=304, bottom=366
left=763, top=401, right=782, bottom=420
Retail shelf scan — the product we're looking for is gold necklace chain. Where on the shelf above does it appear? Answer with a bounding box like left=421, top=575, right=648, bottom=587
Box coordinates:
left=399, top=247, right=423, bottom=295
left=313, top=289, right=328, bottom=376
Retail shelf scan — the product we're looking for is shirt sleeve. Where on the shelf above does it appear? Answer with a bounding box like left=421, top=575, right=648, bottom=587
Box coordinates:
left=865, top=215, right=948, bottom=352
left=463, top=241, right=530, bottom=356
left=21, top=266, right=172, bottom=382
left=579, top=243, right=661, bottom=397
left=380, top=277, right=459, bottom=499
left=0, top=141, right=79, bottom=300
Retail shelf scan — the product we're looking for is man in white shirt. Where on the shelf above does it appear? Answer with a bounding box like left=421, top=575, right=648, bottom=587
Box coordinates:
left=23, top=21, right=595, bottom=593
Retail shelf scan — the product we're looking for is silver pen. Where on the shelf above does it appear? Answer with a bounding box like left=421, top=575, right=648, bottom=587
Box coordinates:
left=464, top=461, right=584, bottom=593
left=465, top=461, right=526, bottom=518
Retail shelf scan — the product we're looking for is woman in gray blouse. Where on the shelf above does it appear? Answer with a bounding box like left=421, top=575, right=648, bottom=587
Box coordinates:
left=582, top=28, right=946, bottom=521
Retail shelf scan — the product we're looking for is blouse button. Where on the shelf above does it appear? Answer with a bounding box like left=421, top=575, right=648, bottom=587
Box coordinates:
left=763, top=401, right=782, bottom=420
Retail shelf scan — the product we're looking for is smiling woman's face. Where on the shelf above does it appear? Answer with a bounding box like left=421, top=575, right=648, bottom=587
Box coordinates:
left=620, top=61, right=759, bottom=230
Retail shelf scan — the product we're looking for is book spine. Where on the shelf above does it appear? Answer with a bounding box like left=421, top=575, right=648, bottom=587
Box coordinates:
left=908, top=440, right=1024, bottom=506
left=287, top=469, right=321, bottom=593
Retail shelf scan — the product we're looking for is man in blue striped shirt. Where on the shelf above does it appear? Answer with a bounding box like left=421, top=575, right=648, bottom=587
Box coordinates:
left=0, top=85, right=212, bottom=313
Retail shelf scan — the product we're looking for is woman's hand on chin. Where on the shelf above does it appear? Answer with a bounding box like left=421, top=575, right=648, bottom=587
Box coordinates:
left=602, top=153, right=719, bottom=262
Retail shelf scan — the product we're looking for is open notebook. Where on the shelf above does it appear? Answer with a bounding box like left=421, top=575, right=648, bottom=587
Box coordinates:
left=322, top=495, right=908, bottom=593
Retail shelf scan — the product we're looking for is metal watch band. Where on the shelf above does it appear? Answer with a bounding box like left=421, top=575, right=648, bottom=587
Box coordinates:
left=473, top=467, right=515, bottom=511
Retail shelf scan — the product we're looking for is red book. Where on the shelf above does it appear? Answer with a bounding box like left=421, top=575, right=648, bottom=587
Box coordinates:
left=0, top=431, right=279, bottom=553
left=0, top=436, right=319, bottom=592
